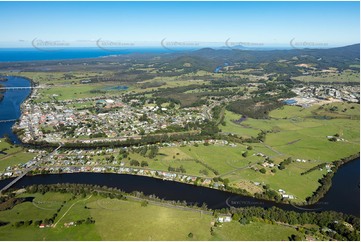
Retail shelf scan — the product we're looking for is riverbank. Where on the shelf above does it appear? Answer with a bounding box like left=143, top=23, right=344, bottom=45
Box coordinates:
left=3, top=138, right=358, bottom=207
left=0, top=76, right=32, bottom=143
left=3, top=186, right=355, bottom=241
left=11, top=75, right=35, bottom=141
left=0, top=156, right=359, bottom=216
left=305, top=153, right=360, bottom=204
left=0, top=80, right=5, bottom=101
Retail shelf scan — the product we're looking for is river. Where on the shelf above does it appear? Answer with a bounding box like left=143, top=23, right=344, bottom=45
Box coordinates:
left=0, top=159, right=359, bottom=216
left=0, top=76, right=359, bottom=217
left=0, top=76, right=31, bottom=143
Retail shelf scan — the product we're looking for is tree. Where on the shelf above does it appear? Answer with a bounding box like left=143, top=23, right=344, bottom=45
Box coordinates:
left=232, top=213, right=240, bottom=221
left=130, top=159, right=140, bottom=166
left=24, top=220, right=32, bottom=226
left=263, top=184, right=270, bottom=190
left=148, top=146, right=159, bottom=158
left=139, top=113, right=148, bottom=122
left=34, top=220, right=42, bottom=226
left=188, top=232, right=194, bottom=238
left=329, top=137, right=337, bottom=142
left=199, top=169, right=209, bottom=176
left=179, top=165, right=186, bottom=173
left=141, top=200, right=148, bottom=207
left=260, top=168, right=266, bottom=174
left=240, top=217, right=249, bottom=225
left=85, top=217, right=95, bottom=224
left=289, top=234, right=302, bottom=241
left=139, top=128, right=145, bottom=135
left=14, top=221, right=24, bottom=227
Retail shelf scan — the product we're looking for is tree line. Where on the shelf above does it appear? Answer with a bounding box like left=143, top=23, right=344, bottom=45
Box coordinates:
left=306, top=153, right=360, bottom=204
left=230, top=206, right=359, bottom=241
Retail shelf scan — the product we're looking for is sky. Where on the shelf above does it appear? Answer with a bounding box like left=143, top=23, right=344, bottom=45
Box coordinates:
left=0, top=1, right=359, bottom=48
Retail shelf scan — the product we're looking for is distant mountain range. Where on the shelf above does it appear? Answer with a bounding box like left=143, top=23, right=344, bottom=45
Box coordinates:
left=0, top=44, right=358, bottom=74
left=192, top=43, right=360, bottom=61
left=173, top=43, right=360, bottom=72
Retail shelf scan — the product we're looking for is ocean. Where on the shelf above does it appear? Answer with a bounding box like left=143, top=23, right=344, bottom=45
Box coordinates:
left=0, top=48, right=171, bottom=62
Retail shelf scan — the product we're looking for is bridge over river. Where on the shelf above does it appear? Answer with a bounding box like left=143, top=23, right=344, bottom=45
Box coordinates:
left=0, top=119, right=18, bottom=123
left=0, top=86, right=43, bottom=91
left=0, top=145, right=62, bottom=194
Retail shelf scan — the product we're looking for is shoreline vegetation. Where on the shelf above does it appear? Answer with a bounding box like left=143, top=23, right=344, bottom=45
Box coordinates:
left=1, top=141, right=359, bottom=207
left=305, top=153, right=360, bottom=204
left=1, top=183, right=359, bottom=240
left=0, top=80, right=5, bottom=101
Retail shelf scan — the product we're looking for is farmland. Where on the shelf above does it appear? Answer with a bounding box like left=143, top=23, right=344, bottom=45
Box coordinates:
left=212, top=221, right=303, bottom=241
left=292, top=70, right=360, bottom=83
left=0, top=139, right=36, bottom=171
left=217, top=102, right=360, bottom=201
left=0, top=191, right=312, bottom=241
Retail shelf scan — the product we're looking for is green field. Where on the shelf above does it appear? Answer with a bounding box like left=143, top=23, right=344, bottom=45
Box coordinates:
left=292, top=70, right=360, bottom=83
left=125, top=147, right=208, bottom=176
left=178, top=145, right=261, bottom=175
left=228, top=161, right=327, bottom=201
left=212, top=221, right=303, bottom=241
left=93, top=101, right=359, bottom=201
left=220, top=110, right=260, bottom=137
left=123, top=144, right=263, bottom=178
left=88, top=198, right=213, bottom=240
left=264, top=103, right=360, bottom=162
left=0, top=139, right=36, bottom=171
left=217, top=103, right=359, bottom=201
left=222, top=103, right=360, bottom=162
left=4, top=71, right=112, bottom=85
left=35, top=82, right=130, bottom=102
left=1, top=71, right=132, bottom=102
left=0, top=192, right=309, bottom=241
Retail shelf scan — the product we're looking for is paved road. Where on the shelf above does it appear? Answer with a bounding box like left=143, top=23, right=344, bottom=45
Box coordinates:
left=0, top=119, right=17, bottom=123
left=0, top=145, right=62, bottom=194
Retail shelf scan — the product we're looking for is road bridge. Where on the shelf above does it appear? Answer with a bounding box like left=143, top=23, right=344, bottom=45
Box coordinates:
left=0, top=145, right=62, bottom=194
left=0, top=86, right=43, bottom=91
left=0, top=119, right=17, bottom=123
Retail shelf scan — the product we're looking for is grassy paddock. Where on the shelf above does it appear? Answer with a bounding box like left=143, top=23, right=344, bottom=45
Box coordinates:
left=292, top=70, right=359, bottom=83
left=212, top=221, right=303, bottom=241
left=217, top=103, right=359, bottom=201
left=0, top=192, right=311, bottom=240
left=0, top=139, right=36, bottom=171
